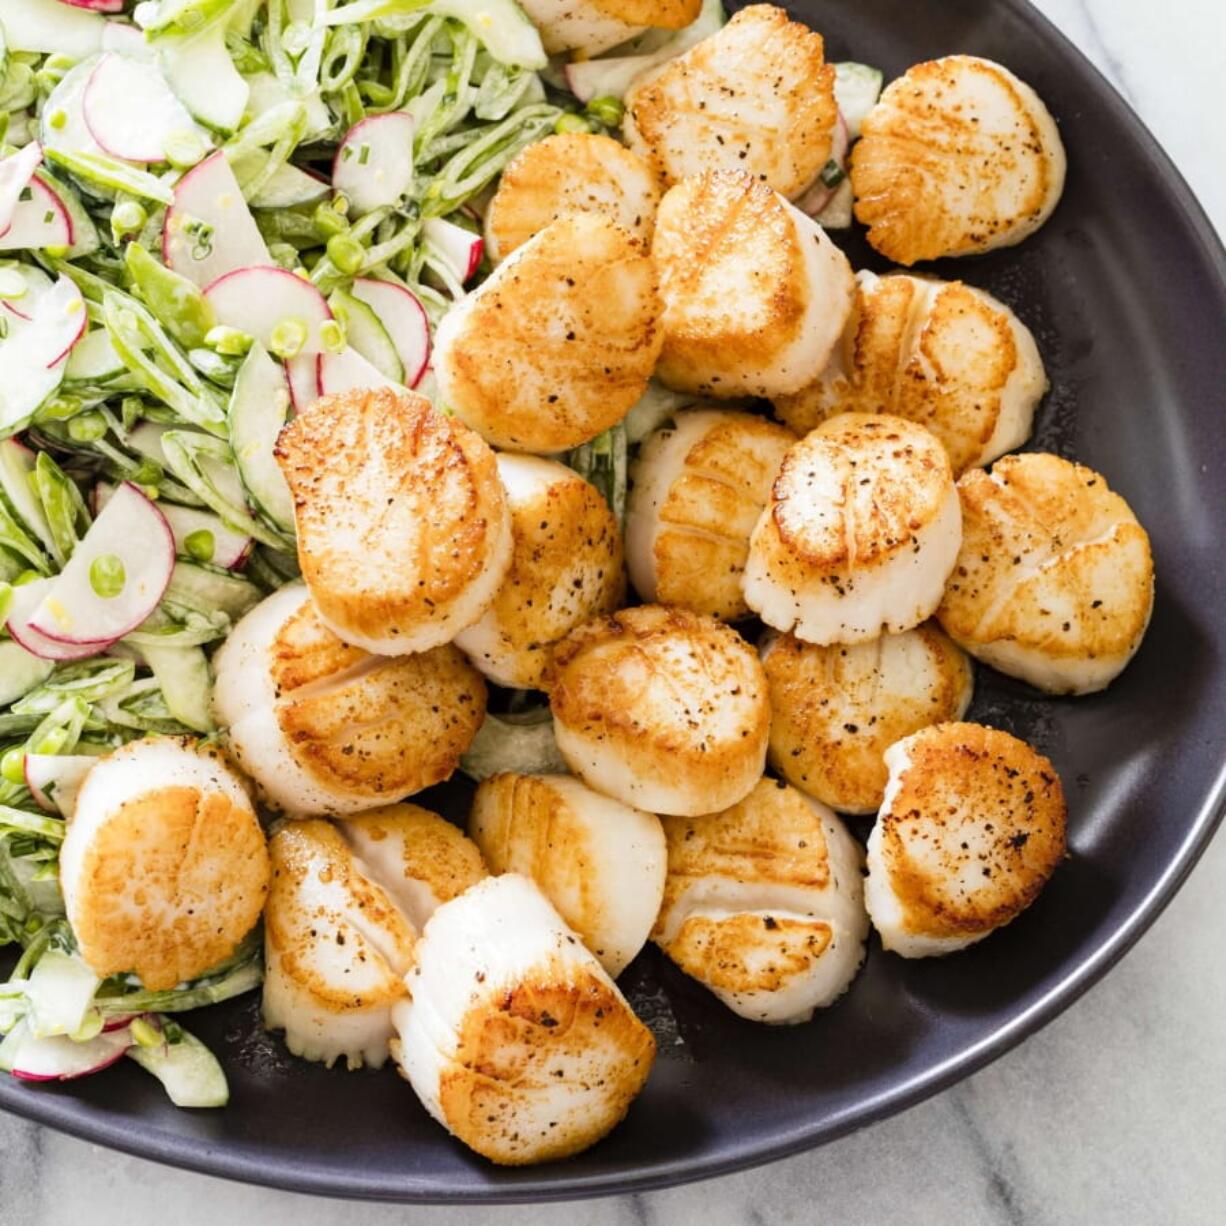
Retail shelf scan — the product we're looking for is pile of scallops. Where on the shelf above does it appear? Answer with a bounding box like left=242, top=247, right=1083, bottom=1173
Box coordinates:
left=59, top=5, right=1155, bottom=1167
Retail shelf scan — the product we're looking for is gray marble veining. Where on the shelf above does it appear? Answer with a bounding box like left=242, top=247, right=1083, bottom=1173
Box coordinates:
left=2, top=2, right=1224, bottom=1222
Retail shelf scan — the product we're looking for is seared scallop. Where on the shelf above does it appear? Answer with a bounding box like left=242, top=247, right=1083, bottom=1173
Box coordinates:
left=263, top=820, right=416, bottom=1069
left=745, top=414, right=961, bottom=645
left=212, top=583, right=486, bottom=816
left=652, top=170, right=854, bottom=398
left=275, top=388, right=512, bottom=655
left=520, top=0, right=700, bottom=56
left=549, top=604, right=770, bottom=816
left=59, top=737, right=269, bottom=991
left=434, top=213, right=663, bottom=453
left=865, top=722, right=1066, bottom=957
left=340, top=803, right=488, bottom=929
left=391, top=873, right=656, bottom=1165
left=624, top=4, right=838, bottom=199
left=850, top=55, right=1067, bottom=265
left=761, top=622, right=974, bottom=815
left=936, top=453, right=1154, bottom=694
left=773, top=271, right=1048, bottom=475
left=455, top=455, right=625, bottom=690
left=485, top=133, right=662, bottom=263
left=654, top=778, right=868, bottom=1023
left=625, top=408, right=795, bottom=620
left=470, top=773, right=666, bottom=977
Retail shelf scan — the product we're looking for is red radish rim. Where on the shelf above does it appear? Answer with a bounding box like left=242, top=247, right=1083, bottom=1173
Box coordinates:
left=284, top=353, right=321, bottom=413
left=58, top=0, right=125, bottom=11
left=83, top=55, right=175, bottom=164
left=11, top=1043, right=129, bottom=1082
left=202, top=265, right=333, bottom=322
left=26, top=483, right=175, bottom=646
left=0, top=179, right=74, bottom=252
left=162, top=149, right=226, bottom=266
left=352, top=277, right=431, bottom=388
left=45, top=284, right=87, bottom=369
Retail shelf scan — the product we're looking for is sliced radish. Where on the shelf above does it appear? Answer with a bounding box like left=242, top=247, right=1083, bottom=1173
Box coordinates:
left=161, top=22, right=249, bottom=133
left=423, top=216, right=483, bottom=283
left=59, top=0, right=124, bottom=12
left=565, top=53, right=658, bottom=104
left=100, top=20, right=155, bottom=58
left=1, top=0, right=105, bottom=58
left=0, top=275, right=84, bottom=434
left=23, top=753, right=97, bottom=817
left=83, top=52, right=203, bottom=164
left=5, top=581, right=104, bottom=661
left=0, top=144, right=45, bottom=235
left=329, top=287, right=402, bottom=382
left=350, top=278, right=430, bottom=388
left=28, top=483, right=174, bottom=647
left=0, top=178, right=73, bottom=252
left=95, top=481, right=252, bottom=570
left=164, top=151, right=272, bottom=288
left=332, top=113, right=416, bottom=216
left=316, top=346, right=398, bottom=397
left=40, top=58, right=105, bottom=159
left=1, top=1021, right=131, bottom=1081
left=204, top=265, right=333, bottom=356
left=284, top=352, right=320, bottom=413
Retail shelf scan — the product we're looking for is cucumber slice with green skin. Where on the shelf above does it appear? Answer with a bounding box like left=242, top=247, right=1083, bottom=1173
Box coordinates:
left=141, top=640, right=213, bottom=732
left=350, top=278, right=431, bottom=389
left=162, top=560, right=262, bottom=622
left=24, top=950, right=100, bottom=1039
left=128, top=421, right=248, bottom=509
left=834, top=61, right=884, bottom=140
left=399, top=0, right=546, bottom=69
left=460, top=709, right=567, bottom=781
left=0, top=0, right=104, bottom=58
left=160, top=22, right=249, bottom=133
left=329, top=288, right=403, bottom=383
left=246, top=162, right=329, bottom=210
left=23, top=752, right=97, bottom=816
left=125, top=1017, right=228, bottom=1108
left=64, top=327, right=125, bottom=382
left=28, top=482, right=175, bottom=647
left=0, top=641, right=55, bottom=705
left=228, top=343, right=295, bottom=532
left=0, top=438, right=57, bottom=556
left=242, top=72, right=334, bottom=143
left=814, top=176, right=854, bottom=230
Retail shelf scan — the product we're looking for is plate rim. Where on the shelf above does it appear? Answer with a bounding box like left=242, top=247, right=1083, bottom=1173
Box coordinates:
left=3, top=0, right=1225, bottom=1203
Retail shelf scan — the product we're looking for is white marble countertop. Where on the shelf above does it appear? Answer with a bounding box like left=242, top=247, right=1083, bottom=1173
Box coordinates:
left=3, top=2, right=1225, bottom=1223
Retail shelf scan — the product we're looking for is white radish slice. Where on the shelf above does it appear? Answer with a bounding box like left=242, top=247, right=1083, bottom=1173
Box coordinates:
left=160, top=23, right=249, bottom=133
left=1, top=1022, right=131, bottom=1081
left=1, top=0, right=104, bottom=58
left=283, top=352, right=320, bottom=414
left=41, top=276, right=88, bottom=366
left=350, top=278, right=430, bottom=388
left=0, top=275, right=84, bottom=434
left=100, top=20, right=155, bottom=58
left=204, top=266, right=333, bottom=356
left=0, top=178, right=73, bottom=252
left=95, top=481, right=252, bottom=570
left=230, top=345, right=296, bottom=532
left=0, top=144, right=44, bottom=235
left=423, top=217, right=483, bottom=283
left=316, top=346, right=398, bottom=397
left=332, top=288, right=403, bottom=382
left=23, top=753, right=97, bottom=817
left=60, top=0, right=123, bottom=12
left=83, top=52, right=203, bottom=164
left=164, top=151, right=272, bottom=288
left=5, top=580, right=105, bottom=661
left=332, top=113, right=416, bottom=216
left=28, top=483, right=174, bottom=646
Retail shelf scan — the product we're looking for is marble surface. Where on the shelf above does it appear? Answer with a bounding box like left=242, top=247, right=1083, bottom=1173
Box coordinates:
left=3, top=2, right=1226, bottom=1223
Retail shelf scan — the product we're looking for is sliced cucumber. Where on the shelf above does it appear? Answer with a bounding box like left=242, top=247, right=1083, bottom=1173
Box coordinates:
left=162, top=559, right=262, bottom=622
left=141, top=640, right=213, bottom=732
left=160, top=21, right=249, bottom=133
left=460, top=709, right=567, bottom=780
left=0, top=0, right=105, bottom=58
left=245, top=161, right=329, bottom=210
left=815, top=176, right=854, bottom=230
left=419, top=1, right=546, bottom=70
left=126, top=1019, right=228, bottom=1108
left=64, top=328, right=125, bottom=383
left=0, top=438, right=56, bottom=555
left=329, top=288, right=403, bottom=384
left=834, top=61, right=884, bottom=140
left=0, top=641, right=55, bottom=706
left=228, top=344, right=295, bottom=533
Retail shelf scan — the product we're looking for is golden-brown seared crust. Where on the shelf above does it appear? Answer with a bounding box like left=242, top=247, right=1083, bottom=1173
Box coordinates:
left=592, top=0, right=699, bottom=25
left=764, top=623, right=973, bottom=813
left=850, top=56, right=1064, bottom=264
left=624, top=5, right=837, bottom=198
left=479, top=469, right=624, bottom=689
left=73, top=779, right=269, bottom=991
left=265, top=820, right=415, bottom=1010
left=437, top=963, right=656, bottom=1165
left=775, top=277, right=1039, bottom=475
left=666, top=912, right=833, bottom=994
left=936, top=454, right=1154, bottom=672
left=876, top=723, right=1066, bottom=938
left=275, top=388, right=507, bottom=646
left=549, top=604, right=770, bottom=773
left=342, top=804, right=487, bottom=906
left=767, top=414, right=953, bottom=576
left=652, top=172, right=814, bottom=397
left=647, top=413, right=795, bottom=620
left=485, top=133, right=662, bottom=260
left=437, top=213, right=663, bottom=452
left=272, top=609, right=486, bottom=799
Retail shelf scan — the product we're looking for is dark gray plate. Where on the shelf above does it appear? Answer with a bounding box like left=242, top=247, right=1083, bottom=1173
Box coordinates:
left=3, top=0, right=1225, bottom=1203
